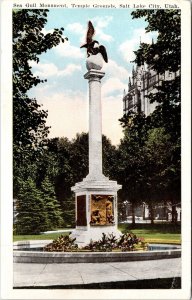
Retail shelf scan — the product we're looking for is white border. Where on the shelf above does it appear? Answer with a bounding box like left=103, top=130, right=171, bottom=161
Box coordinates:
left=0, top=0, right=191, bottom=299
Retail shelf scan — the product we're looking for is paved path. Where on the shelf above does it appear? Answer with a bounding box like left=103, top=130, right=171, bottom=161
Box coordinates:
left=13, top=258, right=181, bottom=288
left=42, top=229, right=74, bottom=234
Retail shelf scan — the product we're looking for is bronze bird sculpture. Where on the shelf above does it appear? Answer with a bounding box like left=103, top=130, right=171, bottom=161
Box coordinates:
left=80, top=21, right=108, bottom=63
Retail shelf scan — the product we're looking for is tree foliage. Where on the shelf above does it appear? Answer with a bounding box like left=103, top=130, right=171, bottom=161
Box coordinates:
left=16, top=178, right=49, bottom=234
left=131, top=9, right=181, bottom=142
left=28, top=133, right=119, bottom=227
left=117, top=113, right=149, bottom=222
left=13, top=9, right=69, bottom=232
left=16, top=177, right=63, bottom=234
left=13, top=9, right=67, bottom=160
left=118, top=10, right=181, bottom=223
left=131, top=9, right=181, bottom=73
left=41, top=176, right=64, bottom=229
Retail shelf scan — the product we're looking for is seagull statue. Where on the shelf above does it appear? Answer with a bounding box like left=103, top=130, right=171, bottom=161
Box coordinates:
left=80, top=21, right=108, bottom=63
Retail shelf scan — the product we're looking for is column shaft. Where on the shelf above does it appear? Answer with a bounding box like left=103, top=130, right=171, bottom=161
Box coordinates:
left=84, top=70, right=105, bottom=180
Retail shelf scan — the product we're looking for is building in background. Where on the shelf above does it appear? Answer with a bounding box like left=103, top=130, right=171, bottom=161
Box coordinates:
left=123, top=61, right=180, bottom=116
left=120, top=200, right=181, bottom=223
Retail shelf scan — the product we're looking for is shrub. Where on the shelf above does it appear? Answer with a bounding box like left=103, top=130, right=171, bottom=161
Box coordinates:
left=43, top=232, right=148, bottom=252
left=83, top=233, right=118, bottom=252
left=44, top=235, right=78, bottom=252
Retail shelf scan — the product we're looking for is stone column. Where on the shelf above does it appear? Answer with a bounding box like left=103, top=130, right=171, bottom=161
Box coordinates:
left=71, top=57, right=122, bottom=246
left=84, top=70, right=105, bottom=181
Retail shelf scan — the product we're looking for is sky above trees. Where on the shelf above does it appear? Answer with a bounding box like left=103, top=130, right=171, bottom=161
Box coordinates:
left=28, top=9, right=157, bottom=145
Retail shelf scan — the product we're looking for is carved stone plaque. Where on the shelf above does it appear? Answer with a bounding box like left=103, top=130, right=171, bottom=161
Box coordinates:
left=76, top=195, right=87, bottom=226
left=90, top=194, right=114, bottom=226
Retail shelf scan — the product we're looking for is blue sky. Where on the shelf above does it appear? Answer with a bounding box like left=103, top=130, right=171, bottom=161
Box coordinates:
left=28, top=9, right=157, bottom=145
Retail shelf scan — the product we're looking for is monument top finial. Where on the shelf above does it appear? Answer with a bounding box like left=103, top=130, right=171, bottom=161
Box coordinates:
left=80, top=21, right=108, bottom=70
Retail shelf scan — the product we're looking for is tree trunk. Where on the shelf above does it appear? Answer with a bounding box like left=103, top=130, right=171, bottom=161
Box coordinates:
left=143, top=203, right=146, bottom=220
left=149, top=204, right=154, bottom=224
left=132, top=203, right=135, bottom=224
left=171, top=205, right=177, bottom=223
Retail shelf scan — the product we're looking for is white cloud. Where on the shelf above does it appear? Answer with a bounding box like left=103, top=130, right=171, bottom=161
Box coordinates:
left=102, top=77, right=127, bottom=97
left=119, top=40, right=137, bottom=64
left=59, top=64, right=81, bottom=76
left=102, top=94, right=123, bottom=145
left=54, top=40, right=84, bottom=59
left=95, top=28, right=113, bottom=42
left=103, top=59, right=130, bottom=80
left=30, top=62, right=58, bottom=77
left=66, top=22, right=84, bottom=35
left=101, top=59, right=130, bottom=97
left=66, top=22, right=85, bottom=45
left=34, top=87, right=123, bottom=145
left=92, top=16, right=113, bottom=42
left=41, top=28, right=54, bottom=35
left=119, top=28, right=158, bottom=64
left=38, top=91, right=89, bottom=140
left=67, top=17, right=113, bottom=45
left=93, top=16, right=113, bottom=29
left=29, top=61, right=81, bottom=78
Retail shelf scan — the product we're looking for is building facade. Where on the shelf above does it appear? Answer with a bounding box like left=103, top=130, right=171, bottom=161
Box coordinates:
left=123, top=62, right=179, bottom=116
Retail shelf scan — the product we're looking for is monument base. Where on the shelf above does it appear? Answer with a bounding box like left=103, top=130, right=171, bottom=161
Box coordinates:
left=70, top=177, right=122, bottom=246
left=70, top=226, right=122, bottom=246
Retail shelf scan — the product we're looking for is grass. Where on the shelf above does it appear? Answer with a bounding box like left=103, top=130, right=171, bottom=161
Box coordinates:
left=13, top=223, right=181, bottom=245
left=118, top=223, right=181, bottom=245
left=13, top=231, right=70, bottom=242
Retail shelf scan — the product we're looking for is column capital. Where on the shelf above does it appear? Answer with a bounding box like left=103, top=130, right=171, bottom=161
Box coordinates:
left=84, top=69, right=105, bottom=81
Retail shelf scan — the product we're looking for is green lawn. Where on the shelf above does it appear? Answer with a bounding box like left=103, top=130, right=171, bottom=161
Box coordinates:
left=128, top=230, right=180, bottom=244
left=118, top=223, right=181, bottom=245
left=13, top=231, right=70, bottom=242
left=13, top=223, right=181, bottom=245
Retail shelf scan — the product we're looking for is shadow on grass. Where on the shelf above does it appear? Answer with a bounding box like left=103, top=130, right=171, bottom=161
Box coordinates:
left=14, top=277, right=181, bottom=289
left=119, top=223, right=181, bottom=234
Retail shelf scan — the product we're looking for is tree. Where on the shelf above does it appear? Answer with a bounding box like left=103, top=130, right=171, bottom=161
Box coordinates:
left=131, top=9, right=181, bottom=141
left=34, top=134, right=86, bottom=227
left=48, top=137, right=75, bottom=226
left=16, top=178, right=49, bottom=234
left=41, top=176, right=64, bottom=229
left=69, top=133, right=119, bottom=184
left=69, top=133, right=89, bottom=185
left=117, top=10, right=181, bottom=223
left=132, top=9, right=181, bottom=223
left=102, top=135, right=119, bottom=180
left=13, top=10, right=70, bottom=232
left=16, top=177, right=64, bottom=234
left=118, top=115, right=179, bottom=224
left=38, top=133, right=119, bottom=227
left=117, top=113, right=149, bottom=224
left=142, top=128, right=174, bottom=223
left=30, top=136, right=74, bottom=226
left=13, top=9, right=68, bottom=192
left=131, top=9, right=180, bottom=73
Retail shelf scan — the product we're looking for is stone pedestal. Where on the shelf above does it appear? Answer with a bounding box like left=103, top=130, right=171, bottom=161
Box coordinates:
left=70, top=65, right=121, bottom=246
left=71, top=179, right=121, bottom=245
